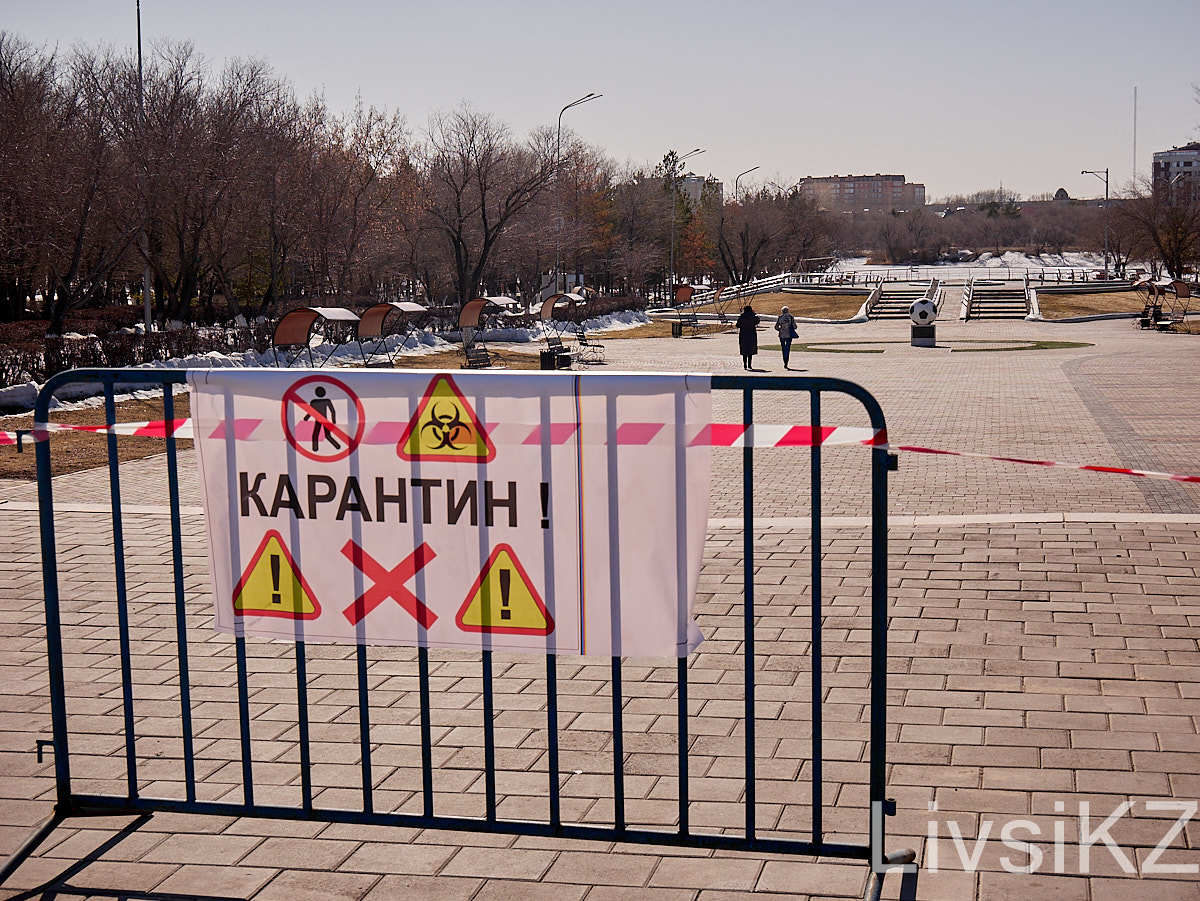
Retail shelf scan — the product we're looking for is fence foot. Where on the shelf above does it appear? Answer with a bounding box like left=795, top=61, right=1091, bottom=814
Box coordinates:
left=864, top=848, right=917, bottom=901
left=0, top=808, right=66, bottom=887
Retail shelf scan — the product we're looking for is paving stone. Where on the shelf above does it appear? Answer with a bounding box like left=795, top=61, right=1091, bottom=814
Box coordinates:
left=4, top=318, right=1200, bottom=900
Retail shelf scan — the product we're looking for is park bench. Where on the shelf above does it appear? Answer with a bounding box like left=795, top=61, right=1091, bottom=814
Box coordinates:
left=462, top=341, right=495, bottom=369
left=574, top=327, right=606, bottom=364
left=545, top=333, right=578, bottom=367
left=1156, top=280, right=1192, bottom=331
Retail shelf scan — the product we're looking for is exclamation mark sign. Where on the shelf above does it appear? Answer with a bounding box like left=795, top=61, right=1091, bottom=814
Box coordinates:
left=540, top=482, right=550, bottom=529
left=499, top=568, right=511, bottom=620
left=270, top=554, right=281, bottom=604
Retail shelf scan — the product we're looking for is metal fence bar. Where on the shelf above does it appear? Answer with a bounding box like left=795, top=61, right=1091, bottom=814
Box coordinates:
left=234, top=636, right=254, bottom=806
left=163, top=387, right=196, bottom=803
left=676, top=657, right=688, bottom=835
left=610, top=658, right=625, bottom=831
left=546, top=655, right=560, bottom=827
left=418, top=647, right=434, bottom=817
left=869, top=440, right=891, bottom=858
left=742, top=387, right=756, bottom=841
left=810, top=392, right=824, bottom=844
left=482, top=650, right=497, bottom=823
left=34, top=379, right=71, bottom=810
left=357, top=645, right=374, bottom=813
left=103, top=380, right=138, bottom=800
left=295, top=641, right=313, bottom=810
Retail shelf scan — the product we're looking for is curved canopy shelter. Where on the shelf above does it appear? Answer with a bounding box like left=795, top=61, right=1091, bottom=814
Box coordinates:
left=538, top=292, right=586, bottom=329
left=458, top=298, right=489, bottom=347
left=674, top=284, right=696, bottom=306
left=357, top=301, right=430, bottom=365
left=483, top=295, right=521, bottom=311
left=271, top=306, right=362, bottom=368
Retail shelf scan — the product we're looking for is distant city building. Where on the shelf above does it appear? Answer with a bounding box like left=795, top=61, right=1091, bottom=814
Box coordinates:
left=643, top=174, right=723, bottom=208
left=799, top=174, right=925, bottom=212
left=678, top=174, right=722, bottom=207
left=1152, top=142, right=1200, bottom=202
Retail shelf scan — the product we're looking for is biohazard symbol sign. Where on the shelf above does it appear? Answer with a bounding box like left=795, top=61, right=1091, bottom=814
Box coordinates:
left=282, top=375, right=365, bottom=464
left=232, top=530, right=321, bottom=619
left=456, top=544, right=554, bottom=635
left=397, top=374, right=495, bottom=462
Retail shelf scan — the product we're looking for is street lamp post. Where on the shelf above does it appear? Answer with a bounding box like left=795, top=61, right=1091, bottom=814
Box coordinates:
left=1082, top=167, right=1110, bottom=276
left=734, top=165, right=759, bottom=203
left=137, top=0, right=153, bottom=330
left=553, top=92, right=601, bottom=295
left=667, top=147, right=705, bottom=302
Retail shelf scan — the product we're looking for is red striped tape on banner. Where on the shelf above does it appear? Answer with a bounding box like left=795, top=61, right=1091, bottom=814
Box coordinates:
left=3, top=418, right=1199, bottom=484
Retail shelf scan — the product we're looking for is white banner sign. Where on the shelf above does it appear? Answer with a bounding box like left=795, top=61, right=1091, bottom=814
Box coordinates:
left=189, top=370, right=712, bottom=657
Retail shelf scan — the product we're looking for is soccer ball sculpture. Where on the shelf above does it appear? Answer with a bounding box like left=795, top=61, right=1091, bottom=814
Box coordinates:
left=909, top=299, right=937, bottom=325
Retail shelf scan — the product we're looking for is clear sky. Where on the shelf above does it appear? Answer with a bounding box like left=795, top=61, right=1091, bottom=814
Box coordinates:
left=5, top=0, right=1198, bottom=200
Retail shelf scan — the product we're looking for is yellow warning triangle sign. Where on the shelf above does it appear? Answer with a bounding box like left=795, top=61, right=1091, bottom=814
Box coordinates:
left=233, top=530, right=321, bottom=620
left=456, top=544, right=554, bottom=636
left=397, top=374, right=496, bottom=462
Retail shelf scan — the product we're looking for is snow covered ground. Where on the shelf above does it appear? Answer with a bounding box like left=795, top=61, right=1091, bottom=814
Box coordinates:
left=0, top=310, right=650, bottom=415
left=835, top=251, right=1105, bottom=272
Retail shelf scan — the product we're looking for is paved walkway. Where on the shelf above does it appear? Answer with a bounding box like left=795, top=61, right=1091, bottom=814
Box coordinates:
left=0, top=317, right=1197, bottom=900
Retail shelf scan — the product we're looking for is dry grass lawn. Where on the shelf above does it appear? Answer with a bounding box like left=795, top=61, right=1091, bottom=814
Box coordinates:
left=728, top=291, right=865, bottom=319
left=0, top=392, right=194, bottom=480
left=594, top=320, right=676, bottom=339
left=1037, top=291, right=1145, bottom=318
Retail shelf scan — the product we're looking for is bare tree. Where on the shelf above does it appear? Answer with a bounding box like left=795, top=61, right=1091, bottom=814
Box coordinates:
left=420, top=107, right=555, bottom=305
left=1114, top=178, right=1200, bottom=279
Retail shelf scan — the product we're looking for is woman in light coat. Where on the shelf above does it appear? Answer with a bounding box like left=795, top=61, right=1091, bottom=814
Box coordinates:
left=774, top=306, right=797, bottom=369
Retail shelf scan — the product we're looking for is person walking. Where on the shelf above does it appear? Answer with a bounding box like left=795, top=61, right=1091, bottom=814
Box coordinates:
left=736, top=304, right=759, bottom=370
left=774, top=305, right=798, bottom=369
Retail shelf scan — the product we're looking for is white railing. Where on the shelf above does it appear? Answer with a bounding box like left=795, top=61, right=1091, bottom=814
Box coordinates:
left=682, top=263, right=1107, bottom=309
left=960, top=278, right=974, bottom=320
left=926, top=278, right=943, bottom=312
left=863, top=285, right=882, bottom=317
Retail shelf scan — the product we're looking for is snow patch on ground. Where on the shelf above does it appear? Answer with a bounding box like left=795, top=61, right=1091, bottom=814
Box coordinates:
left=466, top=310, right=650, bottom=344
left=0, top=331, right=452, bottom=416
left=0, top=310, right=648, bottom=415
left=835, top=251, right=1104, bottom=271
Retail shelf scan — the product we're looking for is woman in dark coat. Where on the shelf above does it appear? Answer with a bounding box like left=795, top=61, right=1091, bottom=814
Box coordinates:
left=736, top=305, right=759, bottom=370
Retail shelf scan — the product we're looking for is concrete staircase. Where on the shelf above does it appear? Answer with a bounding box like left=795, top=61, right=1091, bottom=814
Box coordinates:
left=868, top=281, right=932, bottom=319
left=964, top=281, right=1028, bottom=319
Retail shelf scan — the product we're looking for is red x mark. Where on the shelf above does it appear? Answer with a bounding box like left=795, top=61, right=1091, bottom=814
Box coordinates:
left=341, top=541, right=437, bottom=628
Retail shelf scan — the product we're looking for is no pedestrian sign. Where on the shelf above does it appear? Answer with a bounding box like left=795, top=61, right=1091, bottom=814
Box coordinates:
left=189, top=369, right=711, bottom=657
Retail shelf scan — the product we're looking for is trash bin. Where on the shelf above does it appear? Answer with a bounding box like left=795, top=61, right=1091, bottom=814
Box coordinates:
left=540, top=350, right=558, bottom=370
left=671, top=321, right=683, bottom=338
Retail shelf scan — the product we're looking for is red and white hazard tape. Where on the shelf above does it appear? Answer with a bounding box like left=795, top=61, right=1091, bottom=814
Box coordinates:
left=3, top=419, right=1198, bottom=484
left=890, top=443, right=1200, bottom=484
left=4, top=420, right=885, bottom=449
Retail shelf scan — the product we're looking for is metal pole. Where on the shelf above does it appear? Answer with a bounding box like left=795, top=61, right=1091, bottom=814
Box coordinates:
left=138, top=1, right=152, bottom=331
left=734, top=165, right=759, bottom=203
left=668, top=187, right=674, bottom=303
left=668, top=148, right=704, bottom=303
left=1103, top=168, right=1110, bottom=276
left=552, top=93, right=600, bottom=297
left=554, top=111, right=564, bottom=295
left=1082, top=168, right=1111, bottom=276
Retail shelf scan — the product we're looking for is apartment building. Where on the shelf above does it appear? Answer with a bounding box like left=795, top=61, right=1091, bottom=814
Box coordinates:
left=799, top=174, right=925, bottom=212
left=1152, top=142, right=1200, bottom=202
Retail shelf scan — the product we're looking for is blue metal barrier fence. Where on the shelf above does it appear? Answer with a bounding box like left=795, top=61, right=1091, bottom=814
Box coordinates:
left=1, top=368, right=912, bottom=893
